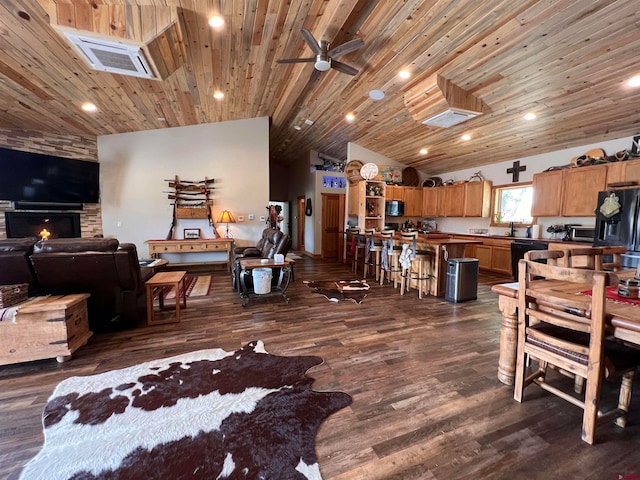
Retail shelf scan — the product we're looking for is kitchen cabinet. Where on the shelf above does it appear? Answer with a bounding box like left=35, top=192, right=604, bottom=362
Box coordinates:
left=422, top=187, right=441, bottom=217
left=606, top=158, right=640, bottom=185
left=385, top=185, right=404, bottom=201
left=532, top=163, right=612, bottom=217
left=403, top=187, right=423, bottom=216
left=491, top=246, right=512, bottom=274
left=464, top=181, right=492, bottom=217
left=531, top=170, right=563, bottom=217
left=562, top=164, right=607, bottom=216
left=474, top=245, right=492, bottom=270
left=442, top=184, right=466, bottom=217
left=450, top=234, right=513, bottom=275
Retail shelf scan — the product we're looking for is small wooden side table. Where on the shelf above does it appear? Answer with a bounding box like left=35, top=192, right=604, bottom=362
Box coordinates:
left=146, top=271, right=187, bottom=325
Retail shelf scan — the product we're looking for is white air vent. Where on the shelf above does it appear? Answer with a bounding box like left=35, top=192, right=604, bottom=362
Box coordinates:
left=63, top=32, right=155, bottom=79
left=422, top=108, right=477, bottom=128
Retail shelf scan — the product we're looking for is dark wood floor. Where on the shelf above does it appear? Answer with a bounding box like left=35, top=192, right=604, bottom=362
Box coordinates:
left=2, top=256, right=640, bottom=479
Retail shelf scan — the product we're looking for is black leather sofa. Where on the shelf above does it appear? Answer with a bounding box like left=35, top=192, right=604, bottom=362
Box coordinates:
left=0, top=237, right=152, bottom=332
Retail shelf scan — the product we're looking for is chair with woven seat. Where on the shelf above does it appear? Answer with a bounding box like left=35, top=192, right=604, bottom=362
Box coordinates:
left=363, top=228, right=382, bottom=281
left=514, top=250, right=640, bottom=444
left=398, top=231, right=433, bottom=299
left=379, top=230, right=402, bottom=288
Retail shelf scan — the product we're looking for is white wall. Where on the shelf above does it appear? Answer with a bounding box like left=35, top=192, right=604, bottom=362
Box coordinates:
left=434, top=136, right=633, bottom=238
left=98, top=117, right=270, bottom=260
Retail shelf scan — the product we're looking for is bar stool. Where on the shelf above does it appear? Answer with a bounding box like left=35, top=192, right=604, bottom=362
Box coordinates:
left=399, top=231, right=433, bottom=299
left=379, top=230, right=402, bottom=288
left=347, top=227, right=365, bottom=274
left=362, top=228, right=382, bottom=281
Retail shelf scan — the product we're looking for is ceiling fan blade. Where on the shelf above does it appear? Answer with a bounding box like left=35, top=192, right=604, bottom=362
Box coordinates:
left=301, top=28, right=322, bottom=55
left=327, top=38, right=364, bottom=59
left=277, top=57, right=315, bottom=64
left=309, top=68, right=322, bottom=82
left=331, top=60, right=359, bottom=76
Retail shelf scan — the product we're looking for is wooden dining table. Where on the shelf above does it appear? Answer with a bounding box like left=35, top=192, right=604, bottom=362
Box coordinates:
left=492, top=268, right=640, bottom=385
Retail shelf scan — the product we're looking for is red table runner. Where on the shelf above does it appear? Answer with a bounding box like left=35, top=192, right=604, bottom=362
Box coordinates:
left=580, top=286, right=640, bottom=307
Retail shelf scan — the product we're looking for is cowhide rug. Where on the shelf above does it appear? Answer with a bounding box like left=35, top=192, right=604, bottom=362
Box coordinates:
left=304, top=280, right=370, bottom=304
left=21, top=341, right=352, bottom=480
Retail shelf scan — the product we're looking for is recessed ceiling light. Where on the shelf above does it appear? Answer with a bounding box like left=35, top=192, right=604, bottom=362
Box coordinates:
left=293, top=125, right=301, bottom=130
left=304, top=119, right=314, bottom=125
left=398, top=70, right=410, bottom=79
left=627, top=75, right=640, bottom=88
left=461, top=134, right=471, bottom=141
left=81, top=102, right=96, bottom=112
left=369, top=89, right=385, bottom=101
left=345, top=113, right=355, bottom=122
left=157, top=117, right=165, bottom=121
left=523, top=112, right=536, bottom=121
left=419, top=148, right=428, bottom=155
left=208, top=16, right=224, bottom=28
left=213, top=91, right=224, bottom=100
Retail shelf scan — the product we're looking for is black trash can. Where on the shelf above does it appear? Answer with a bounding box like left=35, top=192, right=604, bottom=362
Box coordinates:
left=445, top=258, right=479, bottom=303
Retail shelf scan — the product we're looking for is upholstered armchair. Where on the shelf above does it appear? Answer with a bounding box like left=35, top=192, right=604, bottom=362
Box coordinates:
left=232, top=228, right=291, bottom=291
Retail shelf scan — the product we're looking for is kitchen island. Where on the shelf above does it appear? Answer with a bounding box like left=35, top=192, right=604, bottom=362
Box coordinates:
left=408, top=235, right=483, bottom=296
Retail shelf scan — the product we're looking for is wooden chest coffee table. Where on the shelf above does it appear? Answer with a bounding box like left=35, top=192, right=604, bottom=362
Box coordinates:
left=0, top=294, right=92, bottom=365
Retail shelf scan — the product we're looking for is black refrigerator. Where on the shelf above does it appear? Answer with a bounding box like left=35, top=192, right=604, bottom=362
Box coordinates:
left=594, top=188, right=640, bottom=267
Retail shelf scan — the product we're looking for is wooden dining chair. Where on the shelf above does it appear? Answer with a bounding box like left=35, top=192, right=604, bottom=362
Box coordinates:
left=560, top=247, right=602, bottom=269
left=596, top=246, right=627, bottom=272
left=515, top=251, right=640, bottom=444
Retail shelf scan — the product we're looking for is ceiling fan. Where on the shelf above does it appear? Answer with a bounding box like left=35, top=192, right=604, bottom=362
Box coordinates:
left=277, top=29, right=364, bottom=77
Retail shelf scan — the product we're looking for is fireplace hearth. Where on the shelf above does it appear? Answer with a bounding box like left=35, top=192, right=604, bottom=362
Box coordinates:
left=5, top=211, right=81, bottom=239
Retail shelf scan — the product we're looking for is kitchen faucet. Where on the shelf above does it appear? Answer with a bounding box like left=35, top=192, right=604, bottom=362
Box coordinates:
left=509, top=221, right=516, bottom=237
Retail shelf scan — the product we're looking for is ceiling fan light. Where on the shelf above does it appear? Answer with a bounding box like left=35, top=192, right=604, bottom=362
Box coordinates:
left=314, top=59, right=331, bottom=71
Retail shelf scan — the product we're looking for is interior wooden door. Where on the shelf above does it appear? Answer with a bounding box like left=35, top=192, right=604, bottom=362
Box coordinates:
left=321, top=193, right=343, bottom=259
left=297, top=196, right=305, bottom=251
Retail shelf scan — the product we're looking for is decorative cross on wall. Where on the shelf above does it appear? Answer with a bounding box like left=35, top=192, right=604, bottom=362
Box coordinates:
left=507, top=161, right=526, bottom=182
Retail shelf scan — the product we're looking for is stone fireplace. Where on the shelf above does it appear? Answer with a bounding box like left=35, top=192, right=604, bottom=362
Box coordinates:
left=5, top=211, right=81, bottom=239
left=0, top=201, right=103, bottom=239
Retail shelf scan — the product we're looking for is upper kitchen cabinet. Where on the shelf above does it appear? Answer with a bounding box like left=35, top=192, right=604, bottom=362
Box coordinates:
left=532, top=163, right=612, bottom=217
left=463, top=181, right=492, bottom=217
left=403, top=187, right=424, bottom=217
left=385, top=185, right=404, bottom=202
left=531, top=170, right=564, bottom=217
left=562, top=164, right=607, bottom=216
left=606, top=158, right=640, bottom=185
left=442, top=183, right=466, bottom=217
left=422, top=187, right=442, bottom=217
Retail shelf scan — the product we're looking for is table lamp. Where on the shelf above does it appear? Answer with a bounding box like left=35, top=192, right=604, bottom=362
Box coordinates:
left=217, top=210, right=236, bottom=238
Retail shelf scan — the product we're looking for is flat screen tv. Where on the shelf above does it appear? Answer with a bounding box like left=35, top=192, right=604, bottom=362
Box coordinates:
left=0, top=147, right=100, bottom=204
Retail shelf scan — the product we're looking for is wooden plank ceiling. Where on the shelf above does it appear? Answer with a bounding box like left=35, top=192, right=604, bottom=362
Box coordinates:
left=0, top=0, right=639, bottom=174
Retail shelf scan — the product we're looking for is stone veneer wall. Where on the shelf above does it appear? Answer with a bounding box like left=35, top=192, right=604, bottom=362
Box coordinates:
left=0, top=128, right=102, bottom=239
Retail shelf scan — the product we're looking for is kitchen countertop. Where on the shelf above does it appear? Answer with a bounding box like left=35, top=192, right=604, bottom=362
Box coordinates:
left=446, top=232, right=594, bottom=246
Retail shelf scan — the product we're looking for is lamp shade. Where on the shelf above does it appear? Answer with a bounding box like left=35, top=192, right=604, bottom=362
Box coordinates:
left=217, top=210, right=236, bottom=223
